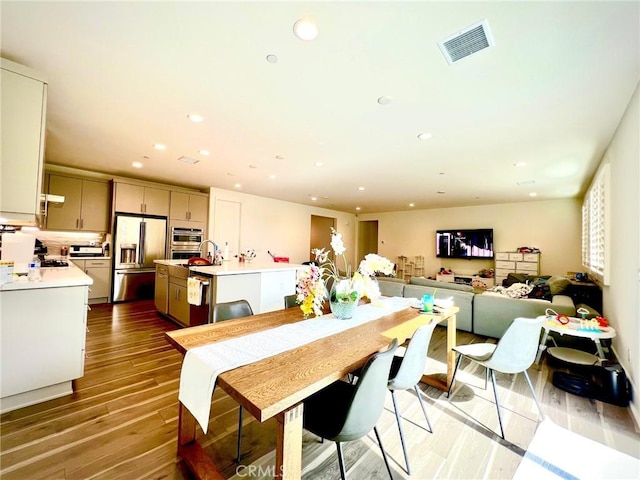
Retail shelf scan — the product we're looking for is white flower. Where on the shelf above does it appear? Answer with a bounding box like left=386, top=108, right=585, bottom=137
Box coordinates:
left=330, top=232, right=346, bottom=256
left=312, top=248, right=329, bottom=263
left=359, top=254, right=395, bottom=277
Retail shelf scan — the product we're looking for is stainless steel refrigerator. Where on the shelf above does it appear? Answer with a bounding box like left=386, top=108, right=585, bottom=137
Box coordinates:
left=112, top=214, right=167, bottom=302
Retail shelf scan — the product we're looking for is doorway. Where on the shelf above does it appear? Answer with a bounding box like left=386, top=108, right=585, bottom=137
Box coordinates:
left=310, top=215, right=336, bottom=262
left=358, top=220, right=378, bottom=263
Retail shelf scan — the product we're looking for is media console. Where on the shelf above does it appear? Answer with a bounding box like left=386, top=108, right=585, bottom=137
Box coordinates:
left=436, top=273, right=494, bottom=289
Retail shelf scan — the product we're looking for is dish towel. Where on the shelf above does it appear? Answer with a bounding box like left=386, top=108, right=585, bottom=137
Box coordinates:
left=179, top=297, right=413, bottom=432
left=187, top=277, right=202, bottom=306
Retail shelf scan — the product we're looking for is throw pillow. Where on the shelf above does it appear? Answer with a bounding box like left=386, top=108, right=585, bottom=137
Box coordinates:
left=546, top=275, right=571, bottom=295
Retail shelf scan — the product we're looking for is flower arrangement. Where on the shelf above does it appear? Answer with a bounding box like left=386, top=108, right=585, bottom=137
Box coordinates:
left=239, top=248, right=256, bottom=262
left=296, top=228, right=395, bottom=318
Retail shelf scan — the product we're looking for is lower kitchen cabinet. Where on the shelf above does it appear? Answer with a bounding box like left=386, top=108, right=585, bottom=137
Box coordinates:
left=168, top=276, right=190, bottom=326
left=1, top=284, right=89, bottom=413
left=70, top=258, right=111, bottom=303
left=155, top=263, right=208, bottom=327
left=154, top=264, right=169, bottom=314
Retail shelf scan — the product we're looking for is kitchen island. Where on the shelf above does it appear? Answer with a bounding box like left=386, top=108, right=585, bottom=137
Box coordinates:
left=154, top=260, right=305, bottom=323
left=0, top=264, right=92, bottom=413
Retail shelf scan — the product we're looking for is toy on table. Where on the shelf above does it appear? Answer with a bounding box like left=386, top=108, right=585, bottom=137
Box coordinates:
left=544, top=308, right=570, bottom=328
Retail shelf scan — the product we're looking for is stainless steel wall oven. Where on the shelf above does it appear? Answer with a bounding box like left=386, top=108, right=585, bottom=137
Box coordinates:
left=170, top=227, right=203, bottom=260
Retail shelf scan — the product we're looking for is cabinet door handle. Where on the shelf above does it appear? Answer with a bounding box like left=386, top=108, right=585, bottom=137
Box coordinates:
left=76, top=219, right=80, bottom=228
left=80, top=218, right=84, bottom=229
left=141, top=203, right=145, bottom=213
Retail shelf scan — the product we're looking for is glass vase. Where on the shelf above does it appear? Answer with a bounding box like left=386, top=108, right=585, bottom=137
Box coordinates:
left=329, top=277, right=360, bottom=319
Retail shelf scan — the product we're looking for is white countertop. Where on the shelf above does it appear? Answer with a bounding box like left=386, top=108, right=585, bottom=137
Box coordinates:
left=154, top=259, right=306, bottom=276
left=0, top=263, right=93, bottom=291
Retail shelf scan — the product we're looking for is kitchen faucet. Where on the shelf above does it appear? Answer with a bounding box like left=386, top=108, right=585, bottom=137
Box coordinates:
left=198, top=240, right=219, bottom=264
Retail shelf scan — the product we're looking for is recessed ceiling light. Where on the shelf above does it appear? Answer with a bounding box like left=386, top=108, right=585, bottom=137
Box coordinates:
left=269, top=174, right=276, bottom=179
left=418, top=133, right=433, bottom=140
left=514, top=162, right=527, bottom=167
left=266, top=54, right=279, bottom=63
left=321, top=196, right=329, bottom=200
left=408, top=203, right=415, bottom=207
left=234, top=183, right=241, bottom=189
left=293, top=18, right=318, bottom=41
left=377, top=96, right=393, bottom=105
left=178, top=156, right=199, bottom=165
left=310, top=196, right=317, bottom=201
left=249, top=164, right=257, bottom=169
left=358, top=186, right=365, bottom=191
left=517, top=180, right=536, bottom=186
left=356, top=207, right=361, bottom=211
left=314, top=162, right=324, bottom=167
left=187, top=114, right=204, bottom=123
left=153, top=143, right=166, bottom=150
left=529, top=192, right=537, bottom=197
left=275, top=155, right=285, bottom=160
left=199, top=150, right=210, bottom=156
left=132, top=161, right=143, bottom=168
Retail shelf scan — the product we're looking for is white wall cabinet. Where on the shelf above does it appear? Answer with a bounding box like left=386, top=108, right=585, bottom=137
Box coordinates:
left=0, top=58, right=47, bottom=224
left=114, top=182, right=170, bottom=216
left=0, top=285, right=88, bottom=412
left=46, top=174, right=111, bottom=232
left=70, top=259, right=111, bottom=303
left=494, top=252, right=541, bottom=286
left=170, top=191, right=208, bottom=224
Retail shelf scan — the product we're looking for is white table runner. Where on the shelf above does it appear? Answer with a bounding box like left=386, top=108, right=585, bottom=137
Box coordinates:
left=179, top=297, right=413, bottom=432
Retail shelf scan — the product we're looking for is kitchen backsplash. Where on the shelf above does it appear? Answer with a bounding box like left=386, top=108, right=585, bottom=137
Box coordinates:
left=29, top=231, right=108, bottom=256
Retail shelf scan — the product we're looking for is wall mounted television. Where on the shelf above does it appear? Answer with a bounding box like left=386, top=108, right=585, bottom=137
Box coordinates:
left=436, top=229, right=494, bottom=259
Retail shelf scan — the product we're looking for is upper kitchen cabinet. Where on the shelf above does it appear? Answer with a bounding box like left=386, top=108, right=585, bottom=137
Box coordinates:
left=0, top=59, right=47, bottom=225
left=170, top=191, right=208, bottom=224
left=46, top=174, right=111, bottom=232
left=114, top=182, right=169, bottom=217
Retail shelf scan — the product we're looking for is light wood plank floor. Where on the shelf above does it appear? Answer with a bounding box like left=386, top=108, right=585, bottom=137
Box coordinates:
left=1, top=300, right=638, bottom=479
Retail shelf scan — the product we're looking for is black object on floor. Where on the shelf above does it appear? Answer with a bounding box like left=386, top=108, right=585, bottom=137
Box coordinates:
left=552, top=363, right=630, bottom=407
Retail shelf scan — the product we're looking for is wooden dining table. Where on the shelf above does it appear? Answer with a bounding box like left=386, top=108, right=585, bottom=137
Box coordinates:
left=165, top=302, right=459, bottom=480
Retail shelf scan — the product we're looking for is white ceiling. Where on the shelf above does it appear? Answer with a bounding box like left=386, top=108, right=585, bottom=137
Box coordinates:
left=2, top=1, right=639, bottom=213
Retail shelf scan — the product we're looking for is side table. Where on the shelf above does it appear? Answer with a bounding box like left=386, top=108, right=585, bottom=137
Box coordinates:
left=535, top=315, right=616, bottom=363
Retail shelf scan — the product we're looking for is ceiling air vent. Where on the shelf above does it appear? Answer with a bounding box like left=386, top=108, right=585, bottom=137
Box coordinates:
left=438, top=19, right=494, bottom=65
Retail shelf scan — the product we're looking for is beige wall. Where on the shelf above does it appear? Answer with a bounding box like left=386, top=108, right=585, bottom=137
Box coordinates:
left=358, top=199, right=583, bottom=278
left=207, top=188, right=357, bottom=266
left=601, top=82, right=639, bottom=423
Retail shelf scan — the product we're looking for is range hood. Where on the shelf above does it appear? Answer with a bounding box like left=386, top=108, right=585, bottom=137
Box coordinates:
left=42, top=193, right=65, bottom=205
left=0, top=194, right=65, bottom=227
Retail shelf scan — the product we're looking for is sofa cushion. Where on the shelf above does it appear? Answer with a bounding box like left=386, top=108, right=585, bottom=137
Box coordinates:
left=503, top=273, right=551, bottom=287
left=404, top=284, right=474, bottom=332
left=376, top=277, right=406, bottom=297
left=546, top=275, right=571, bottom=295
left=409, top=277, right=474, bottom=293
left=473, top=293, right=575, bottom=338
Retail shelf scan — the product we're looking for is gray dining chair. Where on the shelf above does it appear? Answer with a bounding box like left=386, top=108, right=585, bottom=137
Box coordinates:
left=447, top=316, right=545, bottom=438
left=387, top=321, right=437, bottom=474
left=284, top=294, right=298, bottom=308
left=211, top=299, right=253, bottom=462
left=303, top=339, right=399, bottom=480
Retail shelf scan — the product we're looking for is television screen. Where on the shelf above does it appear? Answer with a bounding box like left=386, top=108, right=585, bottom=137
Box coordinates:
left=436, top=229, right=494, bottom=259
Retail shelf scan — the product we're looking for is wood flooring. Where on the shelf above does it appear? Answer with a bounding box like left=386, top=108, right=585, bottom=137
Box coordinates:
left=1, top=300, right=638, bottom=479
